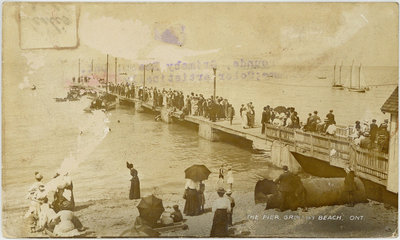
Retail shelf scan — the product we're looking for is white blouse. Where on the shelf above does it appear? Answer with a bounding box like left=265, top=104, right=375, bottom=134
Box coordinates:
left=212, top=197, right=231, bottom=213
left=185, top=179, right=200, bottom=190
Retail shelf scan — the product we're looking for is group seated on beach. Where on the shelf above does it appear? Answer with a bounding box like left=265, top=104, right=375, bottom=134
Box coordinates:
left=24, top=171, right=88, bottom=237
left=120, top=204, right=187, bottom=237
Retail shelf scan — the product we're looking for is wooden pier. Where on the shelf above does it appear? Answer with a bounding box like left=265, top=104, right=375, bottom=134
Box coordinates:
left=92, top=87, right=391, bottom=190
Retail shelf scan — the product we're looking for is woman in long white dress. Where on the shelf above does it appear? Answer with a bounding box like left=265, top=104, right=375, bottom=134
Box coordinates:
left=226, top=168, right=234, bottom=190
left=241, top=107, right=248, bottom=129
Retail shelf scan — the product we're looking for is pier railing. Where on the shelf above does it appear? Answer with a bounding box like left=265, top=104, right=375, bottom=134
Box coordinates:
left=93, top=85, right=388, bottom=185
left=264, top=123, right=389, bottom=186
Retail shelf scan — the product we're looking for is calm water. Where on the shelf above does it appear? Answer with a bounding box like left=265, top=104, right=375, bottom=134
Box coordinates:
left=3, top=65, right=397, bottom=210
left=3, top=96, right=278, bottom=210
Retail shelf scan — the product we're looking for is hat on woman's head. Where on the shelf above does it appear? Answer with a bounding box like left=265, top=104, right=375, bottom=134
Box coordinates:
left=217, top=187, right=226, bottom=194
left=35, top=172, right=43, bottom=181
left=38, top=184, right=46, bottom=191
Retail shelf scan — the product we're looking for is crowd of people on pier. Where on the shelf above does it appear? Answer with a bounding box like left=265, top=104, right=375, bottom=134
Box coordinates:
left=104, top=82, right=391, bottom=153
left=109, top=83, right=136, bottom=99
left=351, top=119, right=390, bottom=153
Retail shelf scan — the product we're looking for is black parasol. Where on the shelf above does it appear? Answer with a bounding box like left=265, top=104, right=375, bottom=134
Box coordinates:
left=274, top=106, right=287, bottom=114
left=184, top=164, right=211, bottom=181
left=137, top=195, right=165, bottom=224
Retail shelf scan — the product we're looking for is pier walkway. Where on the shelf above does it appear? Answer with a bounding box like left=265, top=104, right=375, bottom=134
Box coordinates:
left=94, top=88, right=390, bottom=190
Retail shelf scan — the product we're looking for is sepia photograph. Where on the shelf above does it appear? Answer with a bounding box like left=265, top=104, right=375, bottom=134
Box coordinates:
left=1, top=2, right=399, bottom=238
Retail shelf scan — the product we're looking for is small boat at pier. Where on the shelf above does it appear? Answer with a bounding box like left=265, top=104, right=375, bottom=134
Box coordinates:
left=85, top=93, right=117, bottom=112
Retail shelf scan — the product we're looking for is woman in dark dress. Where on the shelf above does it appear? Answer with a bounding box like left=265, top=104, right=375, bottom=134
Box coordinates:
left=210, top=187, right=231, bottom=237
left=344, top=168, right=357, bottom=207
left=127, top=162, right=141, bottom=200
left=183, top=179, right=199, bottom=216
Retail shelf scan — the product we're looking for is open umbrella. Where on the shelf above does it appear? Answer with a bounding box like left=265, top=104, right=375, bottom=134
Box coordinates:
left=137, top=195, right=165, bottom=224
left=185, top=164, right=211, bottom=181
left=274, top=106, right=287, bottom=114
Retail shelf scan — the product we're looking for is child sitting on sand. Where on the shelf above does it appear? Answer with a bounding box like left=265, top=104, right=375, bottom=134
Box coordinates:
left=170, top=205, right=183, bottom=223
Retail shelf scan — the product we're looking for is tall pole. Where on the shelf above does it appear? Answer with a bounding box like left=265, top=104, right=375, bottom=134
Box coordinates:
left=213, top=68, right=217, bottom=101
left=78, top=58, right=80, bottom=84
left=143, top=64, right=146, bottom=89
left=106, top=54, right=109, bottom=93
left=349, top=59, right=354, bottom=89
left=91, top=59, right=94, bottom=76
left=339, top=61, right=342, bottom=85
left=115, top=57, right=118, bottom=84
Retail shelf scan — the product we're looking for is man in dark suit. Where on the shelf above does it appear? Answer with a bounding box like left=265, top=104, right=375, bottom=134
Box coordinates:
left=261, top=106, right=270, bottom=134
left=274, top=165, right=296, bottom=211
left=369, top=119, right=378, bottom=147
left=326, top=110, right=336, bottom=126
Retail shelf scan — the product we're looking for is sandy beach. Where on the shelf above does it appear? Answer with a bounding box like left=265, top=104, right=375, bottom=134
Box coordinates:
left=3, top=189, right=398, bottom=238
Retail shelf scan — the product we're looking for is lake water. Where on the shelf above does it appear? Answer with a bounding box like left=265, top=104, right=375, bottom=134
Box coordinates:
left=3, top=65, right=397, bottom=210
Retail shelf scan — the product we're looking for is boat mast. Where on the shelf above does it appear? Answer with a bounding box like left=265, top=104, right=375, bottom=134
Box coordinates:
left=358, top=63, right=362, bottom=89
left=349, top=59, right=354, bottom=89
left=339, top=61, right=342, bottom=85
left=333, top=63, right=336, bottom=85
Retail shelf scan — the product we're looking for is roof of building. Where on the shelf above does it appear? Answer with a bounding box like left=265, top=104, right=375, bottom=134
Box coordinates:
left=381, top=86, right=398, bottom=113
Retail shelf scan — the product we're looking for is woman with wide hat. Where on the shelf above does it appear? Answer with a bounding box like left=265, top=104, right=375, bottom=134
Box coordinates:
left=127, top=162, right=140, bottom=200
left=210, top=187, right=231, bottom=237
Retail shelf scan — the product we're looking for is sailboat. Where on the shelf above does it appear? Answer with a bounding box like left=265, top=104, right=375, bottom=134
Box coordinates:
left=332, top=62, right=344, bottom=90
left=348, top=62, right=366, bottom=93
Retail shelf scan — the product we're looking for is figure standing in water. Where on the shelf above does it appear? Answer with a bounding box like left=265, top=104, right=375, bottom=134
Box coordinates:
left=226, top=167, right=234, bottom=191
left=218, top=164, right=225, bottom=185
left=127, top=162, right=141, bottom=199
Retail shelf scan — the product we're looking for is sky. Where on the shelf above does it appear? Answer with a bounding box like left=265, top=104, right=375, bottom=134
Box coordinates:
left=72, top=2, right=399, bottom=67
left=2, top=2, right=399, bottom=88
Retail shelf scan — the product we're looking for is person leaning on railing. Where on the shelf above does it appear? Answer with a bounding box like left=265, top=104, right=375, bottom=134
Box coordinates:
left=377, top=122, right=390, bottom=153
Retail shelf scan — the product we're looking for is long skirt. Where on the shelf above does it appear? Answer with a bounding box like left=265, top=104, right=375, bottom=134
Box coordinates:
left=248, top=114, right=255, bottom=127
left=183, top=188, right=199, bottom=216
left=241, top=114, right=248, bottom=128
left=129, top=178, right=141, bottom=200
left=198, top=192, right=205, bottom=210
left=210, top=209, right=229, bottom=237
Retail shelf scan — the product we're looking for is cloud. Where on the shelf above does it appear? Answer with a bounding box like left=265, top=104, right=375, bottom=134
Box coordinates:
left=80, top=13, right=220, bottom=70
left=278, top=5, right=368, bottom=64
left=80, top=13, right=152, bottom=60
